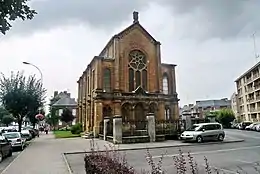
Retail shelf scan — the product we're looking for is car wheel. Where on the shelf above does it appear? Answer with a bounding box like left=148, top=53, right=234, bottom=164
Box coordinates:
left=7, top=149, right=12, bottom=157
left=218, top=134, right=224, bottom=141
left=0, top=152, right=3, bottom=163
left=20, top=145, right=24, bottom=151
left=196, top=136, right=203, bottom=143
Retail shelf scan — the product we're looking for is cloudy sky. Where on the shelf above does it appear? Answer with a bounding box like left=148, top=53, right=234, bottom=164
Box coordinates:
left=1, top=0, right=260, bottom=107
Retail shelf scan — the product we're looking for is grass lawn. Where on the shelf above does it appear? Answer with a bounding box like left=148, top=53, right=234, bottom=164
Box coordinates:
left=53, top=130, right=81, bottom=138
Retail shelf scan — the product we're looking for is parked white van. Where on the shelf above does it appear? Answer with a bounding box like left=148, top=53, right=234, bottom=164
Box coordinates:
left=180, top=123, right=225, bottom=143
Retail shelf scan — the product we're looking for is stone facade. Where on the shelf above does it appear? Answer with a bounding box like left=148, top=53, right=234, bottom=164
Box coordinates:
left=77, top=12, right=179, bottom=136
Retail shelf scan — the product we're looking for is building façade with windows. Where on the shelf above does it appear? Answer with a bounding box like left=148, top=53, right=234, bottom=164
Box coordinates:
left=77, top=12, right=179, bottom=136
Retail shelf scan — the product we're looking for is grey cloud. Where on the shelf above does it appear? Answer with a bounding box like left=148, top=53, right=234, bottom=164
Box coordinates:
left=3, top=0, right=150, bottom=38
left=3, top=0, right=260, bottom=40
left=162, top=0, right=260, bottom=39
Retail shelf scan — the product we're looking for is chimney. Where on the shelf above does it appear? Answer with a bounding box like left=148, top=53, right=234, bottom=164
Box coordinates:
left=54, top=91, right=58, bottom=97
left=133, top=11, right=139, bottom=23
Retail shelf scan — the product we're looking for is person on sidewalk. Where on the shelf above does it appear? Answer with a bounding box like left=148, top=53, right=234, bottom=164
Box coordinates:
left=44, top=124, right=49, bottom=134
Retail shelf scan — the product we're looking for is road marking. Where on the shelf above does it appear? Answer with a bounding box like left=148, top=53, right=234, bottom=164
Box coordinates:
left=150, top=145, right=260, bottom=159
left=236, top=160, right=260, bottom=164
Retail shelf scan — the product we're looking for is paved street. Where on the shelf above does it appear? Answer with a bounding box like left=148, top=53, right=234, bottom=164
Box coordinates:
left=66, top=129, right=260, bottom=174
left=126, top=129, right=260, bottom=173
left=1, top=129, right=259, bottom=174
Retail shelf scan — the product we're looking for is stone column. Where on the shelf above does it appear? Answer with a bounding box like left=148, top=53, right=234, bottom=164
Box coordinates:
left=93, top=101, right=103, bottom=137
left=103, top=117, right=110, bottom=141
left=185, top=115, right=192, bottom=130
left=113, top=115, right=122, bottom=144
left=146, top=113, right=156, bottom=142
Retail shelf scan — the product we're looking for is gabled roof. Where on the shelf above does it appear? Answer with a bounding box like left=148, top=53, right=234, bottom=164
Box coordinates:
left=52, top=96, right=77, bottom=107
left=195, top=99, right=231, bottom=108
left=99, top=12, right=159, bottom=57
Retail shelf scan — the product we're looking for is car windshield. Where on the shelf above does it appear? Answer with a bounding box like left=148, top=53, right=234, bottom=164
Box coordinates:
left=186, top=125, right=200, bottom=131
left=3, top=133, right=19, bottom=139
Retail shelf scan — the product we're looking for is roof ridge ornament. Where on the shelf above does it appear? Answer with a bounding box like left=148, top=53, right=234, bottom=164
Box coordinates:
left=133, top=11, right=139, bottom=23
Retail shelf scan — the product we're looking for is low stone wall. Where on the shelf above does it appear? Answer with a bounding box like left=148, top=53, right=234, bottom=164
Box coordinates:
left=122, top=136, right=150, bottom=144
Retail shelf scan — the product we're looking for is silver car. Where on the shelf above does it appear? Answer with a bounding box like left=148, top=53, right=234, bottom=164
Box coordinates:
left=3, top=132, right=26, bottom=150
left=180, top=123, right=225, bottom=143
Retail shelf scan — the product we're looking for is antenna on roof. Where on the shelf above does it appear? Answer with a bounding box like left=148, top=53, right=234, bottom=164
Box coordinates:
left=252, top=32, right=259, bottom=61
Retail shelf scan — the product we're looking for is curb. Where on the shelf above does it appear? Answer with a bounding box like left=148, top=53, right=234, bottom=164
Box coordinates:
left=0, top=138, right=36, bottom=174
left=64, top=139, right=245, bottom=155
left=62, top=153, right=73, bottom=174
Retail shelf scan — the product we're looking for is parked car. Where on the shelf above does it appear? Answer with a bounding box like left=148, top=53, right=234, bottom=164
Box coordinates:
left=231, top=123, right=239, bottom=129
left=238, top=121, right=252, bottom=130
left=180, top=123, right=225, bottom=143
left=21, top=130, right=32, bottom=141
left=2, top=132, right=26, bottom=150
left=22, top=127, right=39, bottom=138
left=245, top=122, right=260, bottom=131
left=0, top=136, right=12, bottom=162
left=255, top=124, right=260, bottom=132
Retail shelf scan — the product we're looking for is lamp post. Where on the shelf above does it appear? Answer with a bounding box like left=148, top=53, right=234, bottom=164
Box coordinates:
left=22, top=62, right=43, bottom=83
left=23, top=62, right=44, bottom=128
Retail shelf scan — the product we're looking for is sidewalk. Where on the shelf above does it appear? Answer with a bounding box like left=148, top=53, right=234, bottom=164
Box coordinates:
left=2, top=132, right=69, bottom=174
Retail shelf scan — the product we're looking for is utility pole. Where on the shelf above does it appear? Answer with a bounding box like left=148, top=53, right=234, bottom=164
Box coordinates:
left=252, top=32, right=259, bottom=61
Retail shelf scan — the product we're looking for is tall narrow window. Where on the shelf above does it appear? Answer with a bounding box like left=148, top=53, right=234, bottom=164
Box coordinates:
left=87, top=76, right=90, bottom=94
left=163, top=74, right=169, bottom=94
left=128, top=50, right=147, bottom=91
left=136, top=71, right=141, bottom=87
left=92, top=70, right=95, bottom=90
left=165, top=107, right=170, bottom=120
left=142, top=70, right=147, bottom=90
left=129, top=68, right=134, bottom=91
left=103, top=68, right=111, bottom=92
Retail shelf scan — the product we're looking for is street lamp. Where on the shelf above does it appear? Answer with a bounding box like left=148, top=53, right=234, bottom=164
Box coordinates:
left=22, top=61, right=43, bottom=83
left=23, top=61, right=44, bottom=125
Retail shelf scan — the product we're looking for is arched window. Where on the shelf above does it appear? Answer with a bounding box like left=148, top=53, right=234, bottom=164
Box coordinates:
left=128, top=50, right=147, bottom=91
left=163, top=74, right=169, bottom=94
left=103, top=68, right=111, bottom=92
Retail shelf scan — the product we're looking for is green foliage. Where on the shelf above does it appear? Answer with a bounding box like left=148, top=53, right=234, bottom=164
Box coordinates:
left=0, top=71, right=46, bottom=131
left=71, top=123, right=82, bottom=134
left=215, top=109, right=235, bottom=128
left=46, top=112, right=59, bottom=128
left=0, top=0, right=37, bottom=34
left=27, top=109, right=45, bottom=128
left=53, top=130, right=80, bottom=138
left=2, top=115, right=14, bottom=126
left=0, top=106, right=10, bottom=121
left=47, top=95, right=60, bottom=128
left=60, top=108, right=74, bottom=123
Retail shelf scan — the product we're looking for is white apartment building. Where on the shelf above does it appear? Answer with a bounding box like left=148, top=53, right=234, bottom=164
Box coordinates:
left=235, top=62, right=260, bottom=121
left=231, top=92, right=240, bottom=120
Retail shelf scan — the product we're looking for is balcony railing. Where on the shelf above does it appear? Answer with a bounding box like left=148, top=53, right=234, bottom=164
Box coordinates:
left=246, top=78, right=252, bottom=83
left=253, top=73, right=260, bottom=79
left=249, top=108, right=256, bottom=112
left=247, top=88, right=254, bottom=93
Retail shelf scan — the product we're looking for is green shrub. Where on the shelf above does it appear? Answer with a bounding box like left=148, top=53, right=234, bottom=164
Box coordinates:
left=71, top=123, right=82, bottom=134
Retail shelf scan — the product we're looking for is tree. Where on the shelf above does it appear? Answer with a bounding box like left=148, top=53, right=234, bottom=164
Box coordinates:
left=2, top=115, right=14, bottom=127
left=60, top=108, right=74, bottom=124
left=0, top=0, right=37, bottom=34
left=27, top=109, right=45, bottom=128
left=45, top=113, right=59, bottom=130
left=0, top=106, right=10, bottom=122
left=47, top=95, right=61, bottom=129
left=0, top=71, right=46, bottom=131
left=215, top=109, right=235, bottom=128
